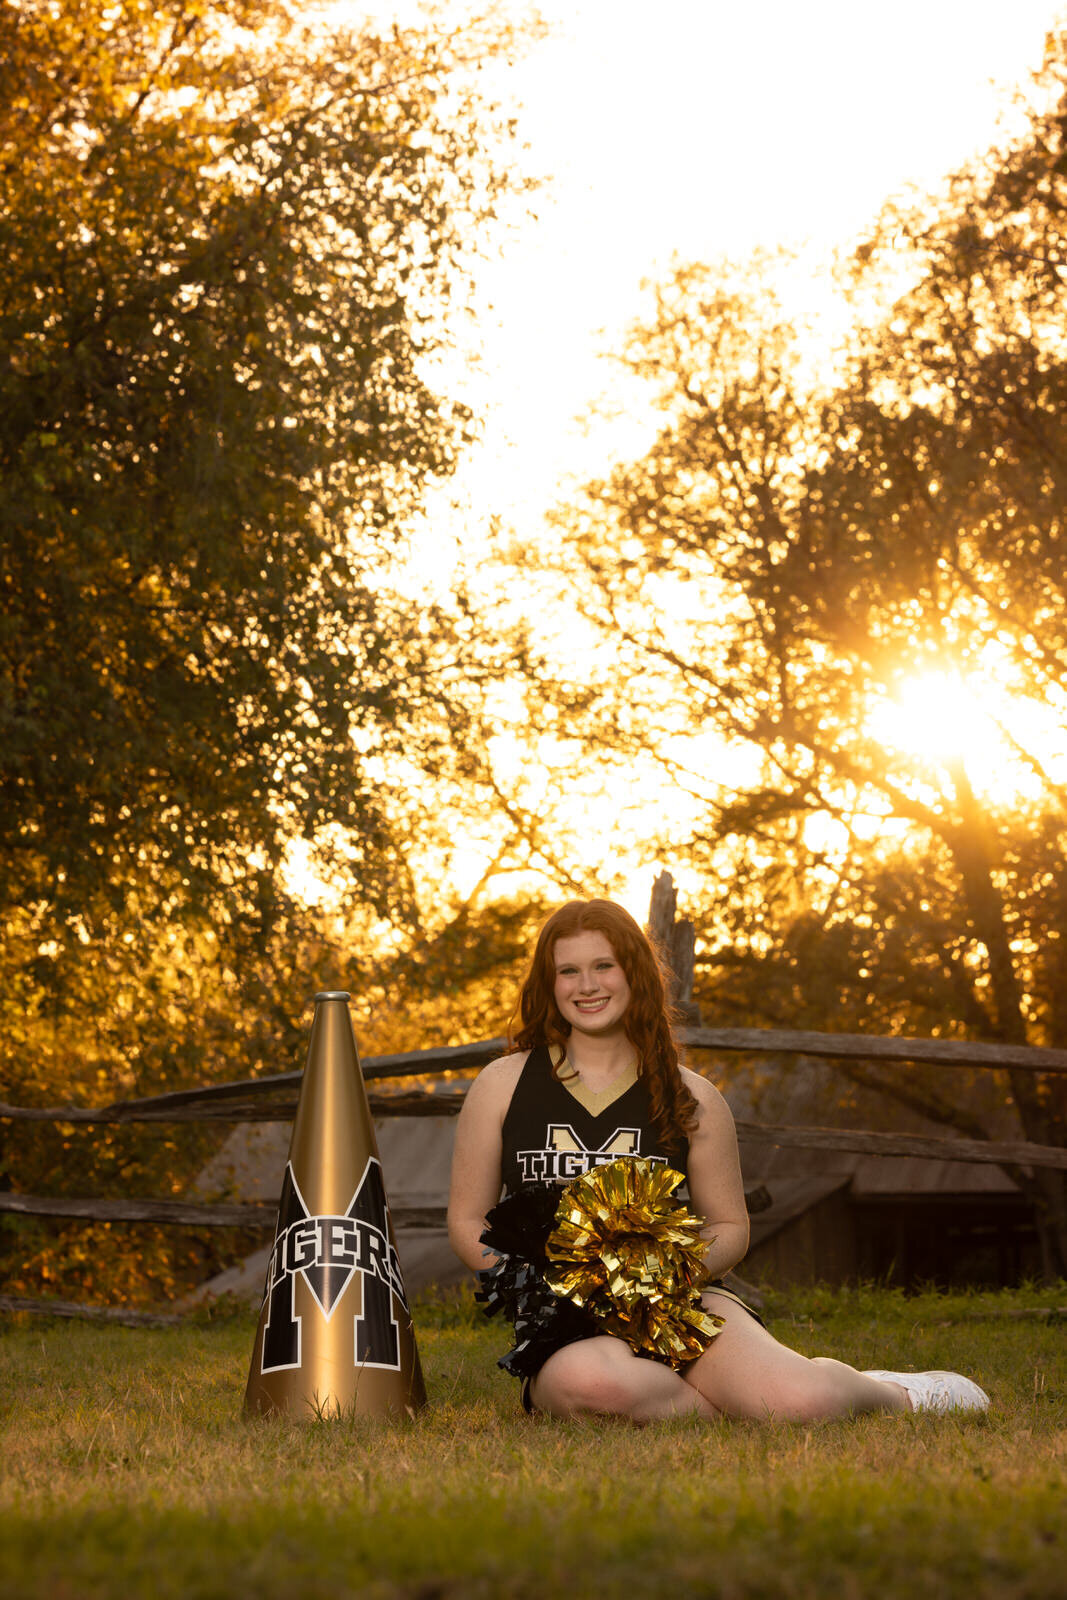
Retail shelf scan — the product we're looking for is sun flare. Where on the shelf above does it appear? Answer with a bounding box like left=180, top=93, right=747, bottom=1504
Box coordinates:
left=872, top=672, right=992, bottom=764
left=866, top=668, right=1066, bottom=805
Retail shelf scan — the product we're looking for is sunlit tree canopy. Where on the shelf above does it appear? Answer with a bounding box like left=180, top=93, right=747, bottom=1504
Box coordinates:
left=0, top=0, right=544, bottom=1295
left=516, top=30, right=1067, bottom=1273
left=0, top=0, right=532, bottom=1014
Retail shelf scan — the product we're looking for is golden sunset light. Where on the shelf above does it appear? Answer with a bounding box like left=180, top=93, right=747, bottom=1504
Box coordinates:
left=10, top=0, right=1067, bottom=1371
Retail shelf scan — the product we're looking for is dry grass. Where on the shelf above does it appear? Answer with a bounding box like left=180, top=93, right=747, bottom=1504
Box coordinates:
left=1, top=1283, right=1064, bottom=1598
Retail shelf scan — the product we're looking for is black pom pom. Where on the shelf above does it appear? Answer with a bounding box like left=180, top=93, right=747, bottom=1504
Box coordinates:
left=476, top=1184, right=597, bottom=1378
left=478, top=1183, right=561, bottom=1267
left=477, top=1256, right=597, bottom=1378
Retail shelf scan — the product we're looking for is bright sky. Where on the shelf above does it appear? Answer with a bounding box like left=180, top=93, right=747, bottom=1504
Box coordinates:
left=444, top=0, right=1063, bottom=519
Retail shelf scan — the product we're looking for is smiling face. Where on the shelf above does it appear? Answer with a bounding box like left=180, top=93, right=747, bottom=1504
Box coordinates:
left=552, top=929, right=632, bottom=1037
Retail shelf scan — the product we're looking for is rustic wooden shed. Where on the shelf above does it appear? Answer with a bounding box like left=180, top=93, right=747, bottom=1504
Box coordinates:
left=726, top=1057, right=1041, bottom=1288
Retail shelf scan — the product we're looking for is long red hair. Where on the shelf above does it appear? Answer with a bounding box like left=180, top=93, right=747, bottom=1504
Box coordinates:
left=510, top=899, right=698, bottom=1154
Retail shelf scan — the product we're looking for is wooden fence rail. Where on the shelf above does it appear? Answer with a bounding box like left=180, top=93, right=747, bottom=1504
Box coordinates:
left=4, top=1025, right=1067, bottom=1130
left=0, top=1295, right=187, bottom=1328
left=0, top=1194, right=450, bottom=1230
left=0, top=1089, right=466, bottom=1125
left=3, top=1119, right=1066, bottom=1238
left=4, top=1025, right=1066, bottom=1285
left=681, top=1026, right=1067, bottom=1074
left=731, top=1121, right=1067, bottom=1170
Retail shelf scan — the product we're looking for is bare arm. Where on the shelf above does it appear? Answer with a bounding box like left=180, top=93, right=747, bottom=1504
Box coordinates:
left=446, top=1054, right=525, bottom=1274
left=681, top=1068, right=751, bottom=1280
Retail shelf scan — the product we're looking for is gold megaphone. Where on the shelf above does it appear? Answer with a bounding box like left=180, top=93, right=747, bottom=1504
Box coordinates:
left=244, top=992, right=427, bottom=1419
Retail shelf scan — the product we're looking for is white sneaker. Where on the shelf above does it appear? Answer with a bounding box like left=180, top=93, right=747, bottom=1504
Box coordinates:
left=863, top=1369, right=990, bottom=1414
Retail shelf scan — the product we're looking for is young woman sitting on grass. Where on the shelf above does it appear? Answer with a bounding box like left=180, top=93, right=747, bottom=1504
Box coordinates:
left=447, top=898, right=990, bottom=1423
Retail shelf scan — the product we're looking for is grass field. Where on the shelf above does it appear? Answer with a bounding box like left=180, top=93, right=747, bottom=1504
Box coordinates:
left=1, top=1282, right=1064, bottom=1599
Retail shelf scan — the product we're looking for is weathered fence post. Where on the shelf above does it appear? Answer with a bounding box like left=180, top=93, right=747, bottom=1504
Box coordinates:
left=647, top=869, right=701, bottom=1024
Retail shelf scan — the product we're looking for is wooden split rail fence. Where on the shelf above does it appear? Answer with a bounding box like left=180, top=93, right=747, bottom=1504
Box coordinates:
left=3, top=1026, right=1067, bottom=1321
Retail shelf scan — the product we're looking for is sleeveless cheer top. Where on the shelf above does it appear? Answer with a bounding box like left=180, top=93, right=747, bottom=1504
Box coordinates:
left=499, top=1043, right=688, bottom=1195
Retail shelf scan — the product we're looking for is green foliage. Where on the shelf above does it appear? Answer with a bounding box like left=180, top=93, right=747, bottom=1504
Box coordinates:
left=0, top=1287, right=1063, bottom=1599
left=0, top=0, right=549, bottom=1296
left=0, top=0, right=533, bottom=1084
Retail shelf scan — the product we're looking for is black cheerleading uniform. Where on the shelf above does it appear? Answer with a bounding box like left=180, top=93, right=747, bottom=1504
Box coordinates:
left=495, top=1043, right=762, bottom=1411
left=499, top=1042, right=687, bottom=1195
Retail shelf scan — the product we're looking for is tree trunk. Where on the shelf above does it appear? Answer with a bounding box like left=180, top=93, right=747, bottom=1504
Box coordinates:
left=947, top=764, right=1067, bottom=1276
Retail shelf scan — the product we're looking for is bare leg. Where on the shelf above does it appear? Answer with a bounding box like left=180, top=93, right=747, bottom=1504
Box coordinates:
left=683, top=1292, right=909, bottom=1421
left=529, top=1334, right=718, bottom=1423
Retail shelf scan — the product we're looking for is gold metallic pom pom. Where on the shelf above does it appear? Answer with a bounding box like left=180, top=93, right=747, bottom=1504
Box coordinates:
left=544, top=1157, right=724, bottom=1369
